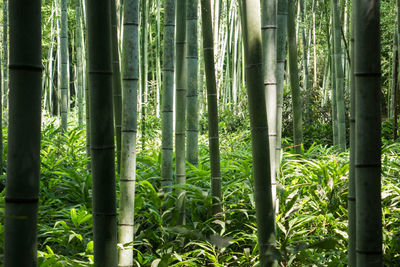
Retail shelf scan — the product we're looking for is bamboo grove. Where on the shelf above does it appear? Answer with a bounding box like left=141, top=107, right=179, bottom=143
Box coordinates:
left=0, top=0, right=396, bottom=266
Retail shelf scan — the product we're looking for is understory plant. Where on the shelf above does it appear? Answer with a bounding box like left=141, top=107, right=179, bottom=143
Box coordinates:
left=0, top=116, right=399, bottom=266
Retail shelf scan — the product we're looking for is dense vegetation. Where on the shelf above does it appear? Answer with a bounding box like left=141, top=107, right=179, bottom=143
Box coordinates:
left=0, top=113, right=399, bottom=266
left=1, top=0, right=399, bottom=266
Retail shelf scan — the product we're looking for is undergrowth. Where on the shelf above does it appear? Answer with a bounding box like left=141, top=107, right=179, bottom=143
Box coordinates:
left=0, top=117, right=399, bottom=266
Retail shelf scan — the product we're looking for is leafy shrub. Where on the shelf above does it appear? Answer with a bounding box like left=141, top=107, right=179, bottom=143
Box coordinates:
left=1, top=116, right=399, bottom=266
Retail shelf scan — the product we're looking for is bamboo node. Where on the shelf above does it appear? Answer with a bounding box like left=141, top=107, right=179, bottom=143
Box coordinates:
left=354, top=163, right=380, bottom=168
left=93, top=212, right=117, bottom=216
left=124, top=22, right=139, bottom=26
left=9, top=63, right=43, bottom=72
left=120, top=179, right=136, bottom=182
left=121, top=129, right=137, bottom=133
left=118, top=223, right=135, bottom=226
left=5, top=197, right=39, bottom=203
left=261, top=25, right=277, bottom=29
left=91, top=145, right=115, bottom=150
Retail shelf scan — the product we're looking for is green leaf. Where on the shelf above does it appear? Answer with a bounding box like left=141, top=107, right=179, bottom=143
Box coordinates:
left=86, top=241, right=94, bottom=253
left=70, top=208, right=78, bottom=227
left=45, top=245, right=54, bottom=255
left=308, top=237, right=338, bottom=250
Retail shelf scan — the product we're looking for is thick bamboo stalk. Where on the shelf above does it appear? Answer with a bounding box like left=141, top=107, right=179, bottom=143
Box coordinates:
left=175, top=0, right=187, bottom=224
left=241, top=1, right=277, bottom=265
left=347, top=1, right=357, bottom=267
left=348, top=2, right=356, bottom=266
left=118, top=0, right=139, bottom=265
left=5, top=1, right=42, bottom=265
left=161, top=0, right=175, bottom=191
left=331, top=0, right=346, bottom=151
left=200, top=0, right=222, bottom=216
left=261, top=0, right=277, bottom=212
left=354, top=0, right=382, bottom=265
left=86, top=1, right=118, bottom=265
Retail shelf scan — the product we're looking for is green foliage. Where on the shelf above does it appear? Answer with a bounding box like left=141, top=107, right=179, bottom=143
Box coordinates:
left=277, top=147, right=348, bottom=265
left=382, top=118, right=396, bottom=142
left=282, top=84, right=334, bottom=149
left=1, top=117, right=400, bottom=266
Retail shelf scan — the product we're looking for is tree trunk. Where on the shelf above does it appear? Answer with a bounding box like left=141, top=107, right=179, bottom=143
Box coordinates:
left=261, top=0, right=277, bottom=212
left=348, top=2, right=356, bottom=265
left=276, top=0, right=288, bottom=212
left=118, top=0, right=139, bottom=264
left=299, top=0, right=309, bottom=111
left=392, top=30, right=399, bottom=140
left=2, top=0, right=8, bottom=112
left=60, top=0, right=69, bottom=132
left=329, top=28, right=339, bottom=146
left=0, top=45, right=2, bottom=174
left=175, top=0, right=187, bottom=224
left=81, top=0, right=91, bottom=166
left=161, top=0, right=175, bottom=192
left=312, top=0, right=317, bottom=89
left=156, top=0, right=162, bottom=118
left=186, top=0, right=199, bottom=167
left=200, top=0, right=222, bottom=216
left=76, top=0, right=84, bottom=126
left=331, top=0, right=346, bottom=151
left=140, top=0, right=148, bottom=150
left=5, top=1, right=42, bottom=265
left=287, top=0, right=303, bottom=154
left=86, top=1, right=118, bottom=265
left=240, top=1, right=277, bottom=265
left=111, top=0, right=123, bottom=172
left=354, top=0, right=382, bottom=265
